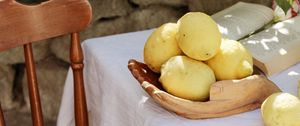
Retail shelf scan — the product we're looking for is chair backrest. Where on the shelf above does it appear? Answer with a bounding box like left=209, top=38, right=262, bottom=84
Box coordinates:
left=0, top=0, right=92, bottom=126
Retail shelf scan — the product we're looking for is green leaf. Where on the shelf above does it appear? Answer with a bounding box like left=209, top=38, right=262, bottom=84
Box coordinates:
left=288, top=0, right=295, bottom=5
left=275, top=0, right=292, bottom=14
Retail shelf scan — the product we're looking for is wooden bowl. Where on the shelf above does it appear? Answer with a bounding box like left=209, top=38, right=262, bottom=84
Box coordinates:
left=128, top=59, right=281, bottom=119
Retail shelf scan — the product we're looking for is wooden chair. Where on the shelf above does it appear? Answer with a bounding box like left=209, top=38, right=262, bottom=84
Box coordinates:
left=0, top=0, right=92, bottom=126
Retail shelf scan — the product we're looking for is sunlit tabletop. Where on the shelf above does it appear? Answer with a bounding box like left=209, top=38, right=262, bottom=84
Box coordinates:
left=57, top=30, right=300, bottom=126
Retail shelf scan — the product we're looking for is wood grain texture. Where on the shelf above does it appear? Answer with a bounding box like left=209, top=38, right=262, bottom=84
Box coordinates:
left=24, top=43, right=44, bottom=126
left=0, top=104, right=5, bottom=126
left=0, top=0, right=92, bottom=52
left=70, top=33, right=88, bottom=126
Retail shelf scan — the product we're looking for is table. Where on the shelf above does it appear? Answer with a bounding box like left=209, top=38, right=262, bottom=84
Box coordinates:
left=57, top=30, right=300, bottom=126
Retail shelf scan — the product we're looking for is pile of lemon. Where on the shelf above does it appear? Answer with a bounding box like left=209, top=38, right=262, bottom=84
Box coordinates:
left=143, top=12, right=253, bottom=101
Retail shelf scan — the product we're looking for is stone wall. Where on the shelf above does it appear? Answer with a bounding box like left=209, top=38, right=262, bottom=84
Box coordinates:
left=0, top=0, right=272, bottom=123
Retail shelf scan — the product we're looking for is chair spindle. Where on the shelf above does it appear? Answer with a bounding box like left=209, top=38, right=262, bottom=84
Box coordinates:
left=24, top=43, right=44, bottom=126
left=70, top=33, right=89, bottom=126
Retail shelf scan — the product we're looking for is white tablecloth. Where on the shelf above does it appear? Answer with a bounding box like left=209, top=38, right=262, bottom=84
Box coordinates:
left=57, top=30, right=300, bottom=126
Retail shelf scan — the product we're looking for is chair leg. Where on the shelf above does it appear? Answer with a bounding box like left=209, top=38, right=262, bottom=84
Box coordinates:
left=0, top=104, right=5, bottom=126
left=70, top=33, right=89, bottom=126
left=24, top=43, right=44, bottom=126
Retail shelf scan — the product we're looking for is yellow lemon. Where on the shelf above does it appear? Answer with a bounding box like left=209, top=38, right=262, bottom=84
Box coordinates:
left=177, top=12, right=221, bottom=61
left=159, top=56, right=216, bottom=101
left=261, top=93, right=300, bottom=126
left=206, top=39, right=253, bottom=80
left=144, top=23, right=182, bottom=73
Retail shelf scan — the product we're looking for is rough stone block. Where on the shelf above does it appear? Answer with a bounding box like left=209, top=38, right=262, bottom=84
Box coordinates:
left=90, top=0, right=133, bottom=22
left=0, top=64, right=16, bottom=110
left=130, top=0, right=187, bottom=7
left=187, top=0, right=272, bottom=15
left=86, top=5, right=185, bottom=36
